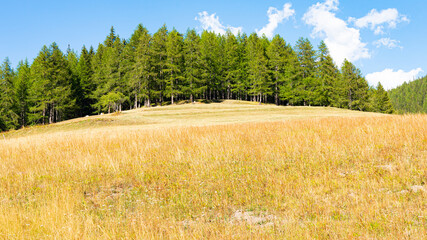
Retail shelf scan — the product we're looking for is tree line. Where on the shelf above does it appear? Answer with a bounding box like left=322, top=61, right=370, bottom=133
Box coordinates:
left=389, top=76, right=427, bottom=113
left=0, top=24, right=394, bottom=131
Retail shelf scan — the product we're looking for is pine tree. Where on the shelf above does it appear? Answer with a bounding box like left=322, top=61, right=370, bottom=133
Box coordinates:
left=122, top=24, right=144, bottom=108
left=267, top=35, right=289, bottom=105
left=66, top=47, right=82, bottom=118
left=150, top=25, right=168, bottom=105
left=317, top=41, right=339, bottom=106
left=128, top=25, right=152, bottom=107
left=93, top=29, right=126, bottom=112
left=373, top=82, right=394, bottom=113
left=165, top=29, right=184, bottom=104
left=14, top=60, right=31, bottom=127
left=389, top=76, right=427, bottom=113
left=340, top=59, right=369, bottom=111
left=246, top=33, right=270, bottom=103
left=0, top=58, right=18, bottom=130
left=234, top=33, right=249, bottom=100
left=30, top=43, right=75, bottom=124
left=200, top=31, right=221, bottom=100
left=183, top=29, right=202, bottom=102
left=295, top=38, right=318, bottom=106
left=77, top=45, right=95, bottom=115
left=223, top=30, right=240, bottom=100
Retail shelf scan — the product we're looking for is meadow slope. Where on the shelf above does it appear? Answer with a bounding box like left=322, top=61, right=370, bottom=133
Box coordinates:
left=0, top=101, right=426, bottom=239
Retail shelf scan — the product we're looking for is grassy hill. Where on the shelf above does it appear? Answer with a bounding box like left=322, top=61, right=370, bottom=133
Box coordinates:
left=2, top=100, right=379, bottom=139
left=0, top=101, right=426, bottom=239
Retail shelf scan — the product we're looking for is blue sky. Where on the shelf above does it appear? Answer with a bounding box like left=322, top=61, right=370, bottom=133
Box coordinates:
left=1, top=0, right=425, bottom=89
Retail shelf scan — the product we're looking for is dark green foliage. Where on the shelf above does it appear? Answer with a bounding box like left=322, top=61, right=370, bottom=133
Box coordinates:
left=0, top=24, right=389, bottom=132
left=76, top=46, right=95, bottom=116
left=340, top=59, right=370, bottom=111
left=30, top=43, right=75, bottom=124
left=294, top=38, right=319, bottom=106
left=317, top=41, right=339, bottom=106
left=124, top=24, right=153, bottom=108
left=389, top=76, right=427, bottom=113
left=183, top=29, right=203, bottom=102
left=233, top=33, right=249, bottom=100
left=267, top=35, right=296, bottom=105
left=165, top=29, right=184, bottom=104
left=223, top=31, right=240, bottom=100
left=0, top=58, right=18, bottom=130
left=14, top=60, right=31, bottom=127
left=92, top=28, right=126, bottom=112
left=247, top=33, right=270, bottom=103
left=200, top=31, right=221, bottom=100
left=372, top=82, right=394, bottom=114
left=150, top=25, right=169, bottom=105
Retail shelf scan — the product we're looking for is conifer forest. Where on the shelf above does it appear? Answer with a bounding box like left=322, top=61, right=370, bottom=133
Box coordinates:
left=0, top=25, right=395, bottom=131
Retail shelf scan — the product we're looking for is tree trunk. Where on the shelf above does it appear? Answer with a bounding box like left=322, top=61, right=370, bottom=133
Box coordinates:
left=42, top=106, right=46, bottom=125
left=49, top=103, right=54, bottom=124
left=134, top=93, right=138, bottom=109
left=275, top=81, right=278, bottom=105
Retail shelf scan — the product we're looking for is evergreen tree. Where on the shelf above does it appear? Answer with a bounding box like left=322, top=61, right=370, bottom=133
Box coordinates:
left=373, top=82, right=394, bottom=113
left=93, top=28, right=126, bottom=112
left=246, top=33, right=270, bottom=103
left=165, top=29, right=184, bottom=104
left=200, top=31, right=221, bottom=100
left=317, top=41, right=339, bottom=106
left=389, top=76, right=427, bottom=113
left=98, top=92, right=126, bottom=113
left=77, top=45, right=95, bottom=115
left=0, top=58, right=18, bottom=130
left=295, top=38, right=318, bottom=106
left=183, top=29, right=203, bottom=102
left=128, top=25, right=152, bottom=107
left=340, top=59, right=369, bottom=111
left=223, top=30, right=240, bottom=100
left=150, top=25, right=168, bottom=105
left=234, top=33, right=249, bottom=100
left=122, top=24, right=144, bottom=108
left=279, top=43, right=300, bottom=106
left=267, top=35, right=289, bottom=105
left=14, top=60, right=31, bottom=127
left=66, top=47, right=82, bottom=118
left=30, top=43, right=75, bottom=124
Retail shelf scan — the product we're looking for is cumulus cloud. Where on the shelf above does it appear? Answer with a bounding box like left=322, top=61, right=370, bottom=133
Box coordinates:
left=350, top=8, right=409, bottom=35
left=303, top=0, right=370, bottom=65
left=256, top=3, right=295, bottom=38
left=373, top=38, right=401, bottom=49
left=195, top=11, right=242, bottom=35
left=366, top=68, right=423, bottom=90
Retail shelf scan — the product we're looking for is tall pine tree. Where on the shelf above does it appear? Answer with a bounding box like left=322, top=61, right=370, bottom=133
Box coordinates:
left=0, top=58, right=18, bottom=130
left=165, top=29, right=184, bottom=104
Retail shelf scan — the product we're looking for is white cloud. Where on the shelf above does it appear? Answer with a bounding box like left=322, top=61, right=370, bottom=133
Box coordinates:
left=373, top=38, right=401, bottom=49
left=350, top=8, right=409, bottom=35
left=195, top=11, right=242, bottom=35
left=256, top=3, right=295, bottom=38
left=366, top=68, right=423, bottom=90
left=303, top=0, right=370, bottom=65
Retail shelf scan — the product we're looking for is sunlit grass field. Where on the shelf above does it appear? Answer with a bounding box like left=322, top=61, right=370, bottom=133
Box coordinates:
left=0, top=101, right=426, bottom=239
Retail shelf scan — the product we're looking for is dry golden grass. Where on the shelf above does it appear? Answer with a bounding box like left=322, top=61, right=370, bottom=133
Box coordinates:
left=3, top=100, right=379, bottom=139
left=0, top=102, right=426, bottom=239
